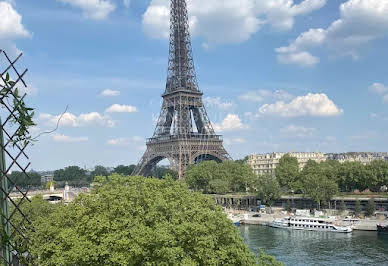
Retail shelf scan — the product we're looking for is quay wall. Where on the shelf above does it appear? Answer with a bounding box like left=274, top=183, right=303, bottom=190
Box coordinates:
left=212, top=194, right=388, bottom=212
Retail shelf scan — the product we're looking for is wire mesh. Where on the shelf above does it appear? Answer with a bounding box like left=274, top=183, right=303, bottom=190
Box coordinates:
left=0, top=50, right=33, bottom=265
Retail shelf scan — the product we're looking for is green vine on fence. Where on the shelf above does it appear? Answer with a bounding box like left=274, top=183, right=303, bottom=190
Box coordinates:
left=1, top=72, right=36, bottom=146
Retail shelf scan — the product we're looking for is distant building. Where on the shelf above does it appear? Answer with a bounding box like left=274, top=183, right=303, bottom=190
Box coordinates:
left=41, top=174, right=54, bottom=184
left=247, top=152, right=326, bottom=175
left=325, top=152, right=388, bottom=165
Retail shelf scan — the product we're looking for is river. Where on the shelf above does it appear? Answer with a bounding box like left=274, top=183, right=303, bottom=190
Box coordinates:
left=240, top=225, right=388, bottom=266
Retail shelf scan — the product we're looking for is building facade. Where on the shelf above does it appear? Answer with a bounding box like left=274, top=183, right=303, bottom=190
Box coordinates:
left=247, top=152, right=326, bottom=175
left=326, top=152, right=388, bottom=165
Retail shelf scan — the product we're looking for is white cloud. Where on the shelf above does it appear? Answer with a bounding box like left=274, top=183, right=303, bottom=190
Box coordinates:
left=57, top=0, right=116, bottom=20
left=0, top=2, right=31, bottom=57
left=39, top=112, right=115, bottom=128
left=224, top=137, right=247, bottom=145
left=107, top=136, right=143, bottom=146
left=281, top=125, right=316, bottom=138
left=239, top=89, right=294, bottom=102
left=0, top=2, right=30, bottom=39
left=276, top=0, right=388, bottom=65
left=277, top=51, right=320, bottom=67
left=204, top=97, right=233, bottom=110
left=100, top=89, right=120, bottom=97
left=105, top=104, right=137, bottom=113
left=258, top=93, right=343, bottom=117
left=142, top=0, right=326, bottom=44
left=369, top=83, right=388, bottom=94
left=369, top=83, right=388, bottom=103
left=52, top=134, right=88, bottom=143
left=213, top=114, right=248, bottom=132
left=255, top=0, right=327, bottom=31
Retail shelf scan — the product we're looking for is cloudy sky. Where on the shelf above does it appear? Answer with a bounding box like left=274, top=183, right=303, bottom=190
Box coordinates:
left=1, top=0, right=387, bottom=170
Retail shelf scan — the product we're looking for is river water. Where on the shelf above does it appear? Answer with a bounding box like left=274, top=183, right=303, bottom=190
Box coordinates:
left=240, top=225, right=388, bottom=266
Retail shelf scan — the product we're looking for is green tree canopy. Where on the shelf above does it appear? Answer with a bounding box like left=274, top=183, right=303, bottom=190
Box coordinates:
left=150, top=166, right=179, bottom=180
left=256, top=174, right=281, bottom=207
left=9, top=171, right=41, bottom=189
left=275, top=154, right=300, bottom=191
left=90, top=165, right=109, bottom=179
left=113, top=165, right=136, bottom=176
left=301, top=165, right=338, bottom=210
left=28, top=175, right=258, bottom=265
left=365, top=199, right=376, bottom=217
left=354, top=200, right=361, bottom=217
left=54, top=166, right=88, bottom=182
left=185, top=161, right=256, bottom=194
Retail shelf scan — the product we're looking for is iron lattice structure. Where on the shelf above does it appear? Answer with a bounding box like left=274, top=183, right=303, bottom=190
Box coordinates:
left=134, top=0, right=230, bottom=179
left=0, top=50, right=33, bottom=265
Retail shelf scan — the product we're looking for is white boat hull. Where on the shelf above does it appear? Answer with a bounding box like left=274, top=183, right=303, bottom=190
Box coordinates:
left=269, top=218, right=352, bottom=233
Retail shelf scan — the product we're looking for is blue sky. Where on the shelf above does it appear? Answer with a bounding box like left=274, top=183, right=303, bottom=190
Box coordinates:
left=1, top=0, right=387, bottom=170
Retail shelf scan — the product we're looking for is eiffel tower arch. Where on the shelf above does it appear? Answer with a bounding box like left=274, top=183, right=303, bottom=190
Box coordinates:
left=133, top=0, right=231, bottom=179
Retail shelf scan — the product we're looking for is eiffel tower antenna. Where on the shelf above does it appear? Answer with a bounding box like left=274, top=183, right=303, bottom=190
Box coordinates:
left=133, top=0, right=231, bottom=179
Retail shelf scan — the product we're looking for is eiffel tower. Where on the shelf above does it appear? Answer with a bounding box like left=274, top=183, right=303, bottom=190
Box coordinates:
left=133, top=0, right=231, bottom=179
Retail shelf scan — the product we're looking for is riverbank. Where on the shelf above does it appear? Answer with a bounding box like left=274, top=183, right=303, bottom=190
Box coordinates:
left=227, top=208, right=387, bottom=231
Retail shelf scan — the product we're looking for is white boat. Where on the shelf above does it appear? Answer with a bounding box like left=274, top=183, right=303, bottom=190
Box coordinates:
left=270, top=217, right=352, bottom=233
left=227, top=213, right=241, bottom=226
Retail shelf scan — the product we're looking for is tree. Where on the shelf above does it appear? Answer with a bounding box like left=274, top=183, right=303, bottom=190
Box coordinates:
left=285, top=200, right=291, bottom=212
left=28, top=175, right=260, bottom=265
left=54, top=166, right=87, bottom=182
left=275, top=154, right=299, bottom=191
left=256, top=174, right=281, bottom=207
left=338, top=200, right=346, bottom=213
left=354, top=200, right=361, bottom=217
left=185, top=161, right=256, bottom=194
left=150, top=166, right=178, bottom=180
left=9, top=171, right=41, bottom=189
left=113, top=165, right=136, bottom=176
left=235, top=156, right=249, bottom=165
left=10, top=196, right=57, bottom=263
left=301, top=172, right=338, bottom=210
left=91, top=165, right=109, bottom=179
left=365, top=199, right=376, bottom=217
left=45, top=181, right=56, bottom=190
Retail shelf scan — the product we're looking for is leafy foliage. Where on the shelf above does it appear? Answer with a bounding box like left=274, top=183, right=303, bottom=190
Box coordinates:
left=90, top=165, right=109, bottom=179
left=365, top=199, right=376, bottom=217
left=255, top=174, right=281, bottom=207
left=338, top=200, right=346, bottom=213
left=28, top=175, right=258, bottom=265
left=285, top=200, right=292, bottom=212
left=113, top=165, right=136, bottom=176
left=10, top=196, right=59, bottom=263
left=275, top=154, right=299, bottom=191
left=185, top=161, right=256, bottom=194
left=150, top=166, right=178, bottom=180
left=275, top=156, right=388, bottom=194
left=54, top=166, right=88, bottom=182
left=354, top=200, right=361, bottom=217
left=0, top=73, right=36, bottom=146
left=300, top=165, right=338, bottom=209
left=8, top=171, right=41, bottom=189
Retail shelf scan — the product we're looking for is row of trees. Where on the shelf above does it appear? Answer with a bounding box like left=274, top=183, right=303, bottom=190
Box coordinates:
left=11, top=175, right=282, bottom=265
left=9, top=164, right=178, bottom=189
left=185, top=161, right=256, bottom=194
left=276, top=155, right=388, bottom=193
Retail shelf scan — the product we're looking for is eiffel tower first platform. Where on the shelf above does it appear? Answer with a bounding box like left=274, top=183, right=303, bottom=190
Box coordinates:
left=133, top=0, right=231, bottom=179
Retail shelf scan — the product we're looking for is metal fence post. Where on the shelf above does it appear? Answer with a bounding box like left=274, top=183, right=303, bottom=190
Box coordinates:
left=0, top=118, right=11, bottom=264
